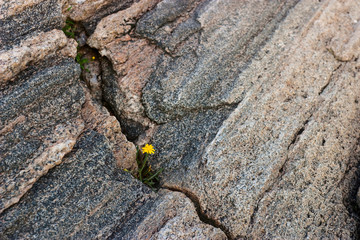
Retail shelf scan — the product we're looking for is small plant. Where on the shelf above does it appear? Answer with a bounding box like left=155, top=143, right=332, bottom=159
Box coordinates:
left=62, top=18, right=91, bottom=73
left=131, top=144, right=163, bottom=190
left=75, top=53, right=89, bottom=72
left=62, top=19, right=76, bottom=38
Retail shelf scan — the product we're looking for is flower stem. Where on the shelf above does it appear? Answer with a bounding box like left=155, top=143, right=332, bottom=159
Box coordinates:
left=143, top=168, right=163, bottom=182
left=139, top=154, right=148, bottom=182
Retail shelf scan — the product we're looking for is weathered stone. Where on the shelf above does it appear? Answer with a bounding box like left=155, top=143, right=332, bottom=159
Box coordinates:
left=64, top=0, right=139, bottom=34
left=101, top=56, right=157, bottom=143
left=81, top=87, right=138, bottom=172
left=146, top=0, right=360, bottom=238
left=148, top=106, right=234, bottom=185
left=81, top=50, right=102, bottom=101
left=109, top=190, right=226, bottom=240
left=1, top=0, right=360, bottom=238
left=0, top=30, right=77, bottom=85
left=0, top=57, right=85, bottom=213
left=0, top=0, right=44, bottom=19
left=357, top=188, right=360, bottom=210
left=87, top=0, right=159, bottom=50
left=0, top=130, right=155, bottom=239
left=142, top=0, right=300, bottom=123
left=0, top=131, right=226, bottom=239
left=0, top=0, right=64, bottom=50
left=87, top=0, right=161, bottom=142
left=136, top=0, right=201, bottom=53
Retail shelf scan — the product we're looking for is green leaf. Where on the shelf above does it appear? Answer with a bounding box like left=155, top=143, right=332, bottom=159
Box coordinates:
left=66, top=20, right=75, bottom=25
left=143, top=168, right=163, bottom=182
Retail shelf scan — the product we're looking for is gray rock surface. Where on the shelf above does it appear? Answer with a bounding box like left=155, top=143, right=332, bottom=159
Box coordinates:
left=358, top=188, right=360, bottom=210
left=143, top=0, right=360, bottom=238
left=0, top=0, right=63, bottom=50
left=0, top=0, right=228, bottom=238
left=1, top=131, right=226, bottom=239
left=0, top=57, right=85, bottom=213
left=0, top=130, right=154, bottom=239
left=110, top=189, right=227, bottom=240
left=87, top=0, right=161, bottom=142
left=141, top=0, right=300, bottom=123
left=65, top=0, right=138, bottom=34
left=1, top=0, right=360, bottom=239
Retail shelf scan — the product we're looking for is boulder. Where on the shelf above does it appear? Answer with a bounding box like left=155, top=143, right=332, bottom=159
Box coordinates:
left=64, top=0, right=140, bottom=34
left=0, top=131, right=226, bottom=239
left=0, top=57, right=85, bottom=214
left=0, top=0, right=64, bottom=50
left=144, top=0, right=360, bottom=238
left=1, top=0, right=360, bottom=239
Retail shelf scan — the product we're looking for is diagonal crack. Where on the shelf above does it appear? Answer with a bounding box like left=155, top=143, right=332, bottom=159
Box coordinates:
left=163, top=186, right=233, bottom=240
left=318, top=63, right=342, bottom=96
left=246, top=62, right=349, bottom=235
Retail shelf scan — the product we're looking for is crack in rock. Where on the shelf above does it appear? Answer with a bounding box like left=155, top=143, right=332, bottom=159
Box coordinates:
left=163, top=186, right=233, bottom=240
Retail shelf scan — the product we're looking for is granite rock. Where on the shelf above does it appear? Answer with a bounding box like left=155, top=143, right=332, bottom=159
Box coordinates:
left=0, top=0, right=89, bottom=215
left=141, top=0, right=301, bottom=123
left=146, top=0, right=360, bottom=238
left=1, top=0, right=360, bottom=239
left=87, top=0, right=159, bottom=50
left=0, top=0, right=64, bottom=50
left=358, top=188, right=360, bottom=210
left=87, top=0, right=161, bottom=142
left=64, top=0, right=139, bottom=34
left=100, top=56, right=156, bottom=143
left=135, top=0, right=202, bottom=54
left=0, top=30, right=77, bottom=85
left=0, top=57, right=85, bottom=214
left=80, top=50, right=102, bottom=101
left=0, top=130, right=155, bottom=239
left=110, top=189, right=227, bottom=240
left=81, top=87, right=138, bottom=172
left=0, top=131, right=226, bottom=239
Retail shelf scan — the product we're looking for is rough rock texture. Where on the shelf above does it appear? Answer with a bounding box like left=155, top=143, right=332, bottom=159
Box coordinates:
left=87, top=0, right=158, bottom=49
left=142, top=0, right=301, bottom=123
left=0, top=0, right=85, bottom=214
left=1, top=0, right=360, bottom=239
left=0, top=30, right=77, bottom=85
left=81, top=87, right=138, bottom=172
left=0, top=0, right=227, bottom=238
left=100, top=47, right=159, bottom=143
left=0, top=130, right=154, bottom=239
left=110, top=189, right=227, bottom=240
left=135, top=0, right=202, bottom=54
left=358, top=188, right=360, bottom=210
left=143, top=0, right=360, bottom=239
left=87, top=0, right=161, bottom=142
left=81, top=51, right=102, bottom=101
left=64, top=0, right=139, bottom=34
left=0, top=57, right=85, bottom=214
left=1, top=131, right=226, bottom=239
left=0, top=0, right=64, bottom=50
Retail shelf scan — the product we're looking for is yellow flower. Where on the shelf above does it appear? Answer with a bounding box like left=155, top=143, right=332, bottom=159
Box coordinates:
left=142, top=144, right=155, bottom=154
left=92, top=56, right=95, bottom=60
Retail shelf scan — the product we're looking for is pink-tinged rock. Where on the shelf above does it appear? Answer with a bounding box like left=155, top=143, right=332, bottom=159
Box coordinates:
left=0, top=30, right=77, bottom=85
left=0, top=57, right=85, bottom=214
left=111, top=190, right=227, bottom=239
left=87, top=0, right=159, bottom=49
left=81, top=87, right=137, bottom=172
left=146, top=0, right=360, bottom=238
